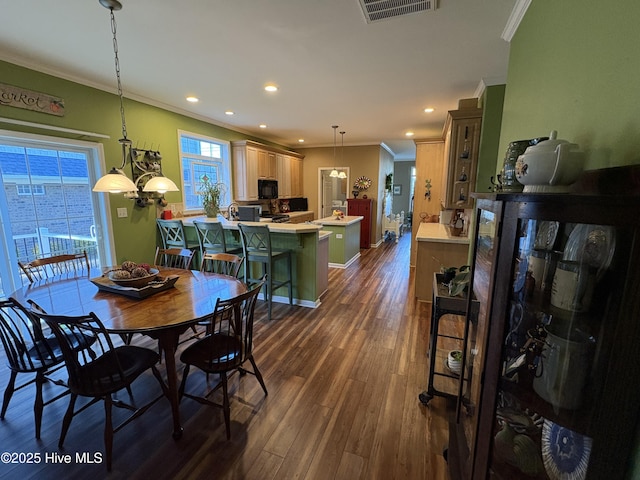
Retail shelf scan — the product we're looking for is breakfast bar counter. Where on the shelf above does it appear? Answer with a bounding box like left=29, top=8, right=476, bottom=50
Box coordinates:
left=181, top=216, right=327, bottom=307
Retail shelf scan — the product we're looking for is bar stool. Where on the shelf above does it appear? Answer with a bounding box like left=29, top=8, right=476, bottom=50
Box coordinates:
left=193, top=220, right=243, bottom=256
left=238, top=223, right=293, bottom=321
left=156, top=219, right=198, bottom=249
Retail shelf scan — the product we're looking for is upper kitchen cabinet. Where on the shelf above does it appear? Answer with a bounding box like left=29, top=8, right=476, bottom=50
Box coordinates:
left=258, top=150, right=276, bottom=179
left=441, top=99, right=482, bottom=209
left=232, top=140, right=304, bottom=201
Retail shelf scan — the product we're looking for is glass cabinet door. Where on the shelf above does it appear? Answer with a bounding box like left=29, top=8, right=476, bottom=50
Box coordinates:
left=454, top=202, right=502, bottom=478
left=487, top=214, right=624, bottom=479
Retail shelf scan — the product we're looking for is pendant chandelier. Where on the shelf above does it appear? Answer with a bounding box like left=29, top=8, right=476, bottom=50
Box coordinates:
left=329, top=125, right=340, bottom=178
left=92, top=0, right=179, bottom=206
left=338, top=131, right=347, bottom=179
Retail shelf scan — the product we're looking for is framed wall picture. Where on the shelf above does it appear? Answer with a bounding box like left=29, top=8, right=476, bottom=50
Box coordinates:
left=393, top=184, right=402, bottom=195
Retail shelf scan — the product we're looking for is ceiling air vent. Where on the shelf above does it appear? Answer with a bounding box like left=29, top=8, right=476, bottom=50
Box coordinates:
left=358, top=0, right=438, bottom=23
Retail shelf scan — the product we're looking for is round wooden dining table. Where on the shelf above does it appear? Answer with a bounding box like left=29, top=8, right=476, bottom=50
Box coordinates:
left=10, top=266, right=247, bottom=439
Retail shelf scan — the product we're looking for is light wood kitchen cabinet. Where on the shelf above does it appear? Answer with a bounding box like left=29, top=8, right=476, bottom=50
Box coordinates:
left=276, top=154, right=291, bottom=198
left=232, top=140, right=304, bottom=201
left=258, top=150, right=276, bottom=179
left=232, top=143, right=259, bottom=201
left=290, top=156, right=303, bottom=198
left=441, top=100, right=482, bottom=209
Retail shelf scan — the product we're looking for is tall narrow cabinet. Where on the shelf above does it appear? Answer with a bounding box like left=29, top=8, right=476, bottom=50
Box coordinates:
left=347, top=198, right=372, bottom=249
left=448, top=191, right=640, bottom=480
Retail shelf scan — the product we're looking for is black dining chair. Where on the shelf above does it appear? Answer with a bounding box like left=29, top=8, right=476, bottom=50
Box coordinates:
left=0, top=298, right=73, bottom=439
left=33, top=310, right=167, bottom=471
left=179, top=278, right=267, bottom=439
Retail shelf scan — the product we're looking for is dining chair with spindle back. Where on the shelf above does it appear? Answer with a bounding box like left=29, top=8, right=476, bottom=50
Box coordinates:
left=179, top=277, right=267, bottom=439
left=200, top=252, right=244, bottom=277
left=33, top=310, right=166, bottom=471
left=153, top=247, right=195, bottom=270
left=0, top=298, right=95, bottom=439
left=18, top=251, right=90, bottom=284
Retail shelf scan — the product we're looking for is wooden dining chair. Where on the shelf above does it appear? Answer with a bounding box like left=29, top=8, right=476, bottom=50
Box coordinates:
left=33, top=310, right=166, bottom=471
left=18, top=251, right=90, bottom=284
left=178, top=277, right=267, bottom=439
left=152, top=247, right=197, bottom=354
left=200, top=252, right=244, bottom=277
left=153, top=247, right=195, bottom=269
left=0, top=298, right=95, bottom=439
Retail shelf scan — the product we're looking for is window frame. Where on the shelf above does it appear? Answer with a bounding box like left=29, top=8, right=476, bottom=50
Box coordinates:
left=177, top=130, right=232, bottom=215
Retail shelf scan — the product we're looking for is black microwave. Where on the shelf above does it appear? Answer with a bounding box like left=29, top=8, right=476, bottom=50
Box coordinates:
left=258, top=179, right=278, bottom=199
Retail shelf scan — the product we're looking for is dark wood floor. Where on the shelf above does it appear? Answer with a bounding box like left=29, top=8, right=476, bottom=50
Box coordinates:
left=0, top=232, right=452, bottom=479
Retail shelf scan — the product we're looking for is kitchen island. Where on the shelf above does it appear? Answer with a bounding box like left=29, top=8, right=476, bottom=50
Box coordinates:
left=313, top=216, right=363, bottom=268
left=181, top=216, right=328, bottom=307
left=415, top=222, right=470, bottom=301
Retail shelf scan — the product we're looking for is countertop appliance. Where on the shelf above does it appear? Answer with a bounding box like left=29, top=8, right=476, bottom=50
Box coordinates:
left=238, top=206, right=260, bottom=221
left=288, top=197, right=308, bottom=212
left=258, top=179, right=278, bottom=199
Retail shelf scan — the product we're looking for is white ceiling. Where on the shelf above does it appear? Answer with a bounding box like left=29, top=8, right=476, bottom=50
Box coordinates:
left=0, top=0, right=517, bottom=160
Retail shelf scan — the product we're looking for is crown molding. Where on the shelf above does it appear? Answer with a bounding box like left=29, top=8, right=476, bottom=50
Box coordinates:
left=501, top=0, right=532, bottom=42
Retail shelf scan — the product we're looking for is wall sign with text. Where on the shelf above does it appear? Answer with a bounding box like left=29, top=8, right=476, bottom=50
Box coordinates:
left=0, top=83, right=65, bottom=116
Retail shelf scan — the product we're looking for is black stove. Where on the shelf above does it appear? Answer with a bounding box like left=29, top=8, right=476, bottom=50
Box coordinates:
left=260, top=213, right=290, bottom=223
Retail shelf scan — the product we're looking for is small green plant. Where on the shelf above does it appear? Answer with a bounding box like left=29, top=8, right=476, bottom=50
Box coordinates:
left=450, top=350, right=463, bottom=361
left=199, top=175, right=225, bottom=217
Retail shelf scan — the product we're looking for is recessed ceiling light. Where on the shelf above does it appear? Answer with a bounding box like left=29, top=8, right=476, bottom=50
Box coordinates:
left=259, top=124, right=267, bottom=129
left=298, top=139, right=305, bottom=143
left=186, top=96, right=199, bottom=103
left=225, top=110, right=234, bottom=116
left=264, top=85, right=278, bottom=92
left=405, top=131, right=415, bottom=137
left=424, top=107, right=434, bottom=113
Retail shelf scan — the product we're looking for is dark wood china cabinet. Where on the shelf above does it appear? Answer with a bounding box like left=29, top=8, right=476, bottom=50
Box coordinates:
left=448, top=189, right=640, bottom=480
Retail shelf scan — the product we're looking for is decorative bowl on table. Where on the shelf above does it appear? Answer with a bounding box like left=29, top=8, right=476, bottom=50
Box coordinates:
left=108, top=265, right=159, bottom=288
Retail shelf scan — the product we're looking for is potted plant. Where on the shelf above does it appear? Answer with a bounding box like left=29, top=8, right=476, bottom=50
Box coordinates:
left=448, top=350, right=463, bottom=375
left=199, top=175, right=225, bottom=218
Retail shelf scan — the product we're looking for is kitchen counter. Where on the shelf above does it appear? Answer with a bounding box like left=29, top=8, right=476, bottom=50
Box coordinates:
left=313, top=215, right=363, bottom=226
left=415, top=222, right=470, bottom=245
left=285, top=211, right=315, bottom=223
left=415, top=222, right=471, bottom=302
left=312, top=216, right=363, bottom=268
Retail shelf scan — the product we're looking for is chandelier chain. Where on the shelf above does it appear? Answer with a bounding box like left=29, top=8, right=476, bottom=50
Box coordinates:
left=110, top=8, right=128, bottom=141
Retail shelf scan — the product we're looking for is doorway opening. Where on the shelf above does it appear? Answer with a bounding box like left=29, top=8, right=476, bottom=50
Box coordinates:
left=318, top=167, right=350, bottom=218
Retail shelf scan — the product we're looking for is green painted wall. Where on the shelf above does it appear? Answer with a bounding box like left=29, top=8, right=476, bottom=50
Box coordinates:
left=0, top=60, right=290, bottom=265
left=498, top=0, right=640, bottom=173
left=477, top=84, right=505, bottom=192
